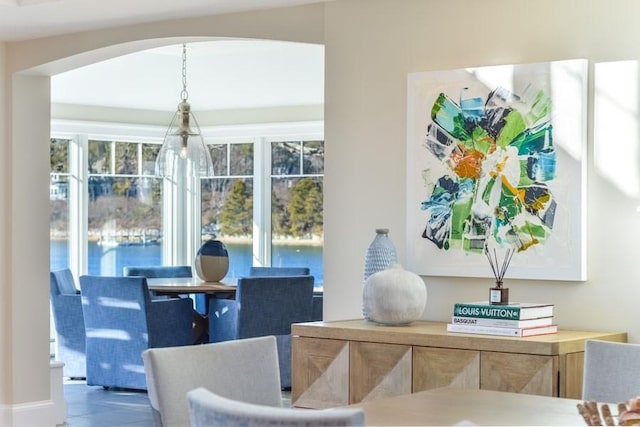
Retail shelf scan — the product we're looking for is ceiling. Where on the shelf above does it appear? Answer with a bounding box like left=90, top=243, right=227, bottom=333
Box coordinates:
left=3, top=0, right=325, bottom=113
left=0, top=0, right=324, bottom=41
left=51, top=40, right=324, bottom=112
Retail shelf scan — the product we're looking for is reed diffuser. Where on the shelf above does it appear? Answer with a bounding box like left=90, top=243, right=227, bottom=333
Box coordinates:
left=485, top=247, right=514, bottom=305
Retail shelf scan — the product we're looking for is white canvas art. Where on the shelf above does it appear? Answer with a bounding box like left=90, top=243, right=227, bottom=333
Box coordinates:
left=406, top=59, right=587, bottom=281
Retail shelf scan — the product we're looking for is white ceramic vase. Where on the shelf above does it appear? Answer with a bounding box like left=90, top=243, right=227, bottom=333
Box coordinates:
left=362, top=228, right=398, bottom=319
left=362, top=263, right=427, bottom=325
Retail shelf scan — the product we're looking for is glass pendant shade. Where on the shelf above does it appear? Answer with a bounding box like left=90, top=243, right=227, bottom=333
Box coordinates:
left=155, top=100, right=214, bottom=178
left=155, top=43, right=214, bottom=178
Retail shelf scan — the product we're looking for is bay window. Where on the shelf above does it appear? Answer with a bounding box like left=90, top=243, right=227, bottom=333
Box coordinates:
left=50, top=121, right=324, bottom=287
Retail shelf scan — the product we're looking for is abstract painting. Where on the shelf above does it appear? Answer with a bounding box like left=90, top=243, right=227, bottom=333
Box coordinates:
left=406, top=59, right=587, bottom=281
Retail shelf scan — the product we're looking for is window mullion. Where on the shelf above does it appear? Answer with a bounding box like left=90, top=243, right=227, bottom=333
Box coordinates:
left=252, top=137, right=271, bottom=267
left=162, top=177, right=177, bottom=265
left=164, top=163, right=199, bottom=267
left=299, top=141, right=304, bottom=174
left=69, top=134, right=88, bottom=276
left=110, top=140, right=116, bottom=174
left=184, top=173, right=200, bottom=266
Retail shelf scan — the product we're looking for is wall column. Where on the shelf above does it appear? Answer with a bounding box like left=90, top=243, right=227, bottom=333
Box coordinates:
left=3, top=72, right=58, bottom=426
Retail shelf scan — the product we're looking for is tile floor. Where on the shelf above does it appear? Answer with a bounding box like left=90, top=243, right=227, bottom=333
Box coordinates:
left=61, top=379, right=292, bottom=426
left=62, top=380, right=154, bottom=426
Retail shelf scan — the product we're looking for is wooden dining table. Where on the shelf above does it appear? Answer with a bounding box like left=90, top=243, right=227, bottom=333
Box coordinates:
left=146, top=276, right=236, bottom=298
left=353, top=387, right=589, bottom=426
left=147, top=277, right=236, bottom=343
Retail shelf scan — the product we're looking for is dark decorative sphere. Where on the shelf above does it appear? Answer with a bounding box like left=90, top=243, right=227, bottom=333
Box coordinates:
left=194, top=240, right=229, bottom=282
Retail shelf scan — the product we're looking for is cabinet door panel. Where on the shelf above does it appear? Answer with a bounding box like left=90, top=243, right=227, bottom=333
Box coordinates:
left=413, top=346, right=480, bottom=392
left=481, top=352, right=558, bottom=396
left=292, top=337, right=349, bottom=408
left=350, top=341, right=412, bottom=404
left=561, top=352, right=584, bottom=399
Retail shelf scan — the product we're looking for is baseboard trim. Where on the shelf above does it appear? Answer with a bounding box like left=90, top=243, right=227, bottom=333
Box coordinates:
left=0, top=361, right=67, bottom=426
left=0, top=404, right=11, bottom=427
left=8, top=399, right=57, bottom=427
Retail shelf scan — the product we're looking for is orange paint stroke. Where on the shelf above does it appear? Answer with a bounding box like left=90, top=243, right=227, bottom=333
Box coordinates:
left=452, top=147, right=484, bottom=179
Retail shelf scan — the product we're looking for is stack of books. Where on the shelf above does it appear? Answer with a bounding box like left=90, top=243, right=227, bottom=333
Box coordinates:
left=447, top=301, right=557, bottom=337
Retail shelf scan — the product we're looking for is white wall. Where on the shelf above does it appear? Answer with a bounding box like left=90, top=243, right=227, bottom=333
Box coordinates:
left=0, top=40, right=9, bottom=427
left=323, top=0, right=640, bottom=345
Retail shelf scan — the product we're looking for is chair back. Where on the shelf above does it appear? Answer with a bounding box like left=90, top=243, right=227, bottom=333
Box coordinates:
left=143, top=336, right=282, bottom=427
left=51, top=268, right=79, bottom=295
left=123, top=265, right=207, bottom=313
left=123, top=265, right=192, bottom=278
left=209, top=275, right=314, bottom=388
left=187, top=387, right=365, bottom=427
left=235, top=275, right=314, bottom=338
left=249, top=266, right=310, bottom=277
left=583, top=339, right=640, bottom=402
left=80, top=275, right=154, bottom=389
left=50, top=269, right=86, bottom=378
left=249, top=267, right=321, bottom=320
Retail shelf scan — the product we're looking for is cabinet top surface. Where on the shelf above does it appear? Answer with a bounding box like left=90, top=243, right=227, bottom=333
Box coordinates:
left=292, top=319, right=627, bottom=355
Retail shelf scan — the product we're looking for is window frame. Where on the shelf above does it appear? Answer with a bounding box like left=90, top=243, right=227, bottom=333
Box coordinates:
left=51, top=119, right=323, bottom=277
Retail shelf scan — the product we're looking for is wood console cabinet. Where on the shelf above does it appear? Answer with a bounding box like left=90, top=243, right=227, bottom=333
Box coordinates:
left=291, top=319, right=627, bottom=409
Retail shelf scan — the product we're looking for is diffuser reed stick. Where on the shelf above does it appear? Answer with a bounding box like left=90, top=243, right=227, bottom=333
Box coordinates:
left=485, top=247, right=513, bottom=305
left=485, top=247, right=514, bottom=285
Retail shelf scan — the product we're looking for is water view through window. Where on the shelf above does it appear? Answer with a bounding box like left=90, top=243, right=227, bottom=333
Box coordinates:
left=50, top=240, right=324, bottom=288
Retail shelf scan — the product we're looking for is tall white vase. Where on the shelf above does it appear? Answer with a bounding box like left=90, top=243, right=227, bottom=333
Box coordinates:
left=362, top=228, right=397, bottom=319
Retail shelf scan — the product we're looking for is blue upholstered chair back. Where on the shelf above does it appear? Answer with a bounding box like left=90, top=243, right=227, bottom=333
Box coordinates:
left=249, top=267, right=311, bottom=277
left=209, top=275, right=314, bottom=388
left=80, top=275, right=193, bottom=390
left=50, top=269, right=86, bottom=379
left=235, top=276, right=314, bottom=339
left=52, top=268, right=80, bottom=295
left=248, top=266, right=322, bottom=321
left=123, top=265, right=192, bottom=278
left=123, top=265, right=208, bottom=314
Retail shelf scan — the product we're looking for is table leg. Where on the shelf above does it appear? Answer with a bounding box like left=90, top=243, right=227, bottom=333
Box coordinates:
left=192, top=310, right=209, bottom=344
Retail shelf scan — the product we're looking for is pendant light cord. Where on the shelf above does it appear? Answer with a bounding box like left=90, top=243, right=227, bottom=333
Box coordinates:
left=180, top=43, right=189, bottom=102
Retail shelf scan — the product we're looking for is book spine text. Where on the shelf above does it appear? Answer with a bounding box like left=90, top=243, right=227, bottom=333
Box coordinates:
left=453, top=304, right=521, bottom=320
left=450, top=316, right=549, bottom=328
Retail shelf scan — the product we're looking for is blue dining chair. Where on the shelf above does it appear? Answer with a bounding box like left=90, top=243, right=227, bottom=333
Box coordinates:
left=249, top=267, right=310, bottom=276
left=208, top=275, right=315, bottom=389
left=123, top=265, right=193, bottom=278
left=249, top=266, right=322, bottom=321
left=50, top=268, right=86, bottom=379
left=123, top=265, right=208, bottom=314
left=80, top=275, right=194, bottom=390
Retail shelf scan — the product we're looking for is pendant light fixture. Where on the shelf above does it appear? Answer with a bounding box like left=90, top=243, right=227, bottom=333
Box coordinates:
left=155, top=43, right=214, bottom=178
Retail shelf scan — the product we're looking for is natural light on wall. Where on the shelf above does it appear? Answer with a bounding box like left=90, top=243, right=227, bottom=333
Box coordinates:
left=594, top=61, right=640, bottom=197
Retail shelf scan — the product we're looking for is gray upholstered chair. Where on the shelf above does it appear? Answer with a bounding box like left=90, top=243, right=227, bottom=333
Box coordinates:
left=80, top=275, right=194, bottom=390
left=209, top=275, right=314, bottom=389
left=187, top=387, right=365, bottom=427
left=143, top=336, right=282, bottom=427
left=50, top=268, right=86, bottom=379
left=582, top=339, right=640, bottom=402
left=249, top=267, right=322, bottom=321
